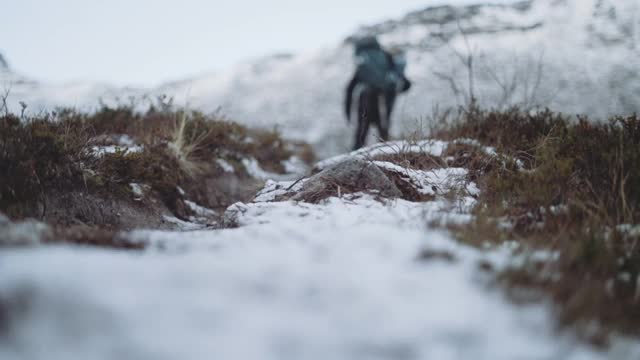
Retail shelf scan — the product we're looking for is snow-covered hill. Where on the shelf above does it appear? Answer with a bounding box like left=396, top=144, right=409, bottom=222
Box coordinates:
left=2, top=0, right=639, bottom=157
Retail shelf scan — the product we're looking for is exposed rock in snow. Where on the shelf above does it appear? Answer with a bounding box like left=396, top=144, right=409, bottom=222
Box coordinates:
left=161, top=215, right=207, bottom=231
left=373, top=161, right=472, bottom=197
left=289, top=158, right=402, bottom=202
left=251, top=140, right=484, bottom=206
left=184, top=200, right=218, bottom=225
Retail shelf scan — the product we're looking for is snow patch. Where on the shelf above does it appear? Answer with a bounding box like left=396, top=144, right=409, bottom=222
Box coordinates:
left=185, top=200, right=217, bottom=219
left=129, top=183, right=145, bottom=201
left=90, top=145, right=143, bottom=157
left=281, top=156, right=308, bottom=175
left=253, top=179, right=307, bottom=203
left=162, top=215, right=206, bottom=231
left=316, top=139, right=450, bottom=170
left=373, top=161, right=470, bottom=196
left=242, top=158, right=294, bottom=181
left=216, top=158, right=235, bottom=173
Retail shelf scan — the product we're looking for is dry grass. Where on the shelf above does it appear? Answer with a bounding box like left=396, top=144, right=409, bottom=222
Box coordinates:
left=433, top=107, right=640, bottom=345
left=167, top=112, right=209, bottom=177
left=373, top=152, right=446, bottom=171
left=0, top=104, right=312, bottom=226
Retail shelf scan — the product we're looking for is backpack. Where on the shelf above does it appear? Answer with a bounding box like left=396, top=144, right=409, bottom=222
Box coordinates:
left=353, top=37, right=396, bottom=92
left=390, top=52, right=411, bottom=93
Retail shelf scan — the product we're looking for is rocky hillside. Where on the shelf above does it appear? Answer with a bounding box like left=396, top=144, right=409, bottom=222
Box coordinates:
left=0, top=53, right=8, bottom=70
left=1, top=0, right=639, bottom=157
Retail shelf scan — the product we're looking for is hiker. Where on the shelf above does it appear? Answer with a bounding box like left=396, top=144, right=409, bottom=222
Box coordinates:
left=344, top=37, right=411, bottom=150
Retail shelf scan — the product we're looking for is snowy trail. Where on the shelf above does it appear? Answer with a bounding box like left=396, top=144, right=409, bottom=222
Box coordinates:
left=1, top=195, right=633, bottom=360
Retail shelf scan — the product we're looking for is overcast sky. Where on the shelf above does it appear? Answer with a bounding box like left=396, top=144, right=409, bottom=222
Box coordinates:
left=1, top=0, right=516, bottom=86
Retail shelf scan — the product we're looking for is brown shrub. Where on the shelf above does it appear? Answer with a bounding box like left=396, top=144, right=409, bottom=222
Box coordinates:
left=1, top=105, right=313, bottom=225
left=434, top=108, right=640, bottom=345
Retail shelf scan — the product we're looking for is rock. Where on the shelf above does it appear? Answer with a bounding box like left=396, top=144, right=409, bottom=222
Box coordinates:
left=0, top=53, right=8, bottom=70
left=288, top=159, right=402, bottom=203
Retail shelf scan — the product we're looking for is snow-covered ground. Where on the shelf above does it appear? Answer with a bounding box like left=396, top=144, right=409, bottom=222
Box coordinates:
left=0, top=196, right=615, bottom=360
left=1, top=1, right=640, bottom=356
left=2, top=141, right=640, bottom=360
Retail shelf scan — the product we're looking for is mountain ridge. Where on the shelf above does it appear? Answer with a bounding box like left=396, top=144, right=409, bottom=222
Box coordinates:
left=1, top=0, right=639, bottom=157
left=0, top=53, right=8, bottom=70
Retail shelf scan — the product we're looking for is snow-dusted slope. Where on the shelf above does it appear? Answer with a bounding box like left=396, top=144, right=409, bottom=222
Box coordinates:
left=2, top=0, right=639, bottom=157
left=2, top=144, right=640, bottom=358
left=2, top=139, right=640, bottom=359
left=3, top=189, right=639, bottom=358
left=0, top=59, right=141, bottom=115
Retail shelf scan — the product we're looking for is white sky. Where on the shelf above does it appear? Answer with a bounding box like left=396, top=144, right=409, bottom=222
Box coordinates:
left=1, top=0, right=517, bottom=86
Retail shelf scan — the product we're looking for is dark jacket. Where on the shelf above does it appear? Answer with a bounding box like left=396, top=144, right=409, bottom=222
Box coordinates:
left=344, top=51, right=411, bottom=121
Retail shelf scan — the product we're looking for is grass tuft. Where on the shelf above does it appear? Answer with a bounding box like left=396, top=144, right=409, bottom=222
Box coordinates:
left=0, top=104, right=313, bottom=227
left=433, top=107, right=640, bottom=345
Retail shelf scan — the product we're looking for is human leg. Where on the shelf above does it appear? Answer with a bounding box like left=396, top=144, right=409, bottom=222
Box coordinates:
left=353, top=90, right=372, bottom=150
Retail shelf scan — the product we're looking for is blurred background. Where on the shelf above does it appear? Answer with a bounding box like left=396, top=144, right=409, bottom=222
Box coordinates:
left=1, top=0, right=512, bottom=85
left=1, top=3, right=640, bottom=359
left=1, top=0, right=638, bottom=157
